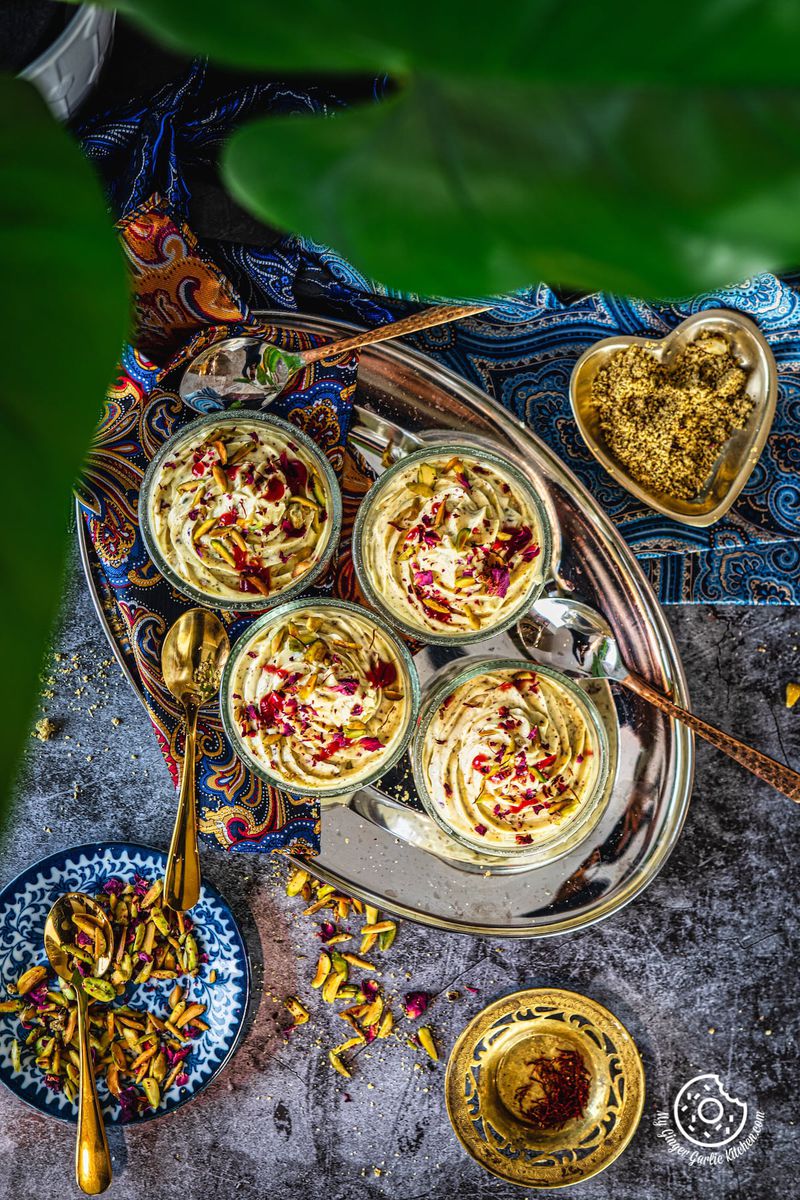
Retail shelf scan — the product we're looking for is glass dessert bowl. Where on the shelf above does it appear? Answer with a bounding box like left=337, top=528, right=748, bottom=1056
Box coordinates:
left=411, top=659, right=610, bottom=867
left=221, top=598, right=420, bottom=798
left=140, top=412, right=341, bottom=610
left=352, top=444, right=551, bottom=645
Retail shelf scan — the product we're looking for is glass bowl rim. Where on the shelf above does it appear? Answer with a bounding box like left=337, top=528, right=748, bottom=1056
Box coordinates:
left=139, top=409, right=343, bottom=611
left=351, top=442, right=553, bottom=645
left=410, top=656, right=611, bottom=861
left=220, top=596, right=422, bottom=798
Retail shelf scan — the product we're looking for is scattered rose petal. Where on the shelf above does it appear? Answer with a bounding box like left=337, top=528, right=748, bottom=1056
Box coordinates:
left=403, top=991, right=430, bottom=1020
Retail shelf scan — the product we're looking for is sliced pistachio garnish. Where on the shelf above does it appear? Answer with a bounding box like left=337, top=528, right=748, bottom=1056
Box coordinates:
left=192, top=517, right=218, bottom=542
left=210, top=538, right=236, bottom=567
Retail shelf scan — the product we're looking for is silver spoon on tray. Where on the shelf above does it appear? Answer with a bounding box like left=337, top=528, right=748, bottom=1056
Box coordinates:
left=180, top=303, right=491, bottom=412
left=516, top=596, right=800, bottom=803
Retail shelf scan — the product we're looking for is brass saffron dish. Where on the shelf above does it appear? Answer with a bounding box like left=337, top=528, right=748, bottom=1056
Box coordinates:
left=445, top=988, right=645, bottom=1188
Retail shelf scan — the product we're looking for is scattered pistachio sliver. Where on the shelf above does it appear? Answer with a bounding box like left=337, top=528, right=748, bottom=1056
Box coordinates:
left=212, top=464, right=229, bottom=492
left=322, top=972, right=344, bottom=1004
left=328, top=1049, right=351, bottom=1078
left=342, top=953, right=376, bottom=973
left=407, top=481, right=434, bottom=498
left=418, top=463, right=436, bottom=488
left=417, top=1026, right=439, bottom=1061
left=361, top=921, right=395, bottom=936
left=311, top=952, right=331, bottom=989
left=15, top=966, right=47, bottom=996
left=284, top=997, right=310, bottom=1027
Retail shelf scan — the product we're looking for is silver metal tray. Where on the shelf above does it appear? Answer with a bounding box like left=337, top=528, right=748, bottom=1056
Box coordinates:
left=77, top=311, right=693, bottom=938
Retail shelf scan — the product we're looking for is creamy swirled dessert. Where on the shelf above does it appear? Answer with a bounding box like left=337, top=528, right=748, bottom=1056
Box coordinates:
left=147, top=417, right=335, bottom=605
left=226, top=602, right=417, bottom=794
left=355, top=448, right=547, bottom=639
left=417, top=665, right=604, bottom=854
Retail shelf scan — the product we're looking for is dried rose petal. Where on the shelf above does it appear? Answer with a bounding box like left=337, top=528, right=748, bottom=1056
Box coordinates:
left=331, top=678, right=359, bottom=695
left=359, top=736, right=385, bottom=752
left=365, top=659, right=398, bottom=690
left=403, top=991, right=430, bottom=1020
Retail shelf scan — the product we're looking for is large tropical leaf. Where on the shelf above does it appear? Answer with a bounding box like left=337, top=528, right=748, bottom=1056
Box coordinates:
left=223, top=77, right=800, bottom=297
left=91, top=0, right=800, bottom=296
left=0, top=77, right=129, bottom=821
left=102, top=0, right=800, bottom=85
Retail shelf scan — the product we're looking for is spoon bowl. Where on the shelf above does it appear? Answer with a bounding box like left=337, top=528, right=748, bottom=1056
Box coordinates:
left=179, top=303, right=490, bottom=412
left=161, top=609, right=230, bottom=912
left=161, top=608, right=231, bottom=709
left=515, top=596, right=625, bottom=680
left=44, top=892, right=114, bottom=984
left=517, top=595, right=800, bottom=803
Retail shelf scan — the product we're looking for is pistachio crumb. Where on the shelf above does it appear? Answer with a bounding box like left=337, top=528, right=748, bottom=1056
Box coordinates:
left=32, top=717, right=58, bottom=742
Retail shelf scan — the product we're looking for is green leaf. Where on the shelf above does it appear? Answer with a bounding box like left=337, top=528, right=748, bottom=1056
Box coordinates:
left=85, top=0, right=800, bottom=295
left=99, top=0, right=800, bottom=85
left=223, top=75, right=800, bottom=297
left=0, top=77, right=129, bottom=824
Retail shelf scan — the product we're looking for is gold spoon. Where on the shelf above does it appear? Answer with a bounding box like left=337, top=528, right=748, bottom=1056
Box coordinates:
left=44, top=893, right=114, bottom=1195
left=161, top=608, right=230, bottom=911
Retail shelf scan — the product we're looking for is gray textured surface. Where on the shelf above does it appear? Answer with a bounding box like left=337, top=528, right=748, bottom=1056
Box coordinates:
left=0, top=543, right=796, bottom=1200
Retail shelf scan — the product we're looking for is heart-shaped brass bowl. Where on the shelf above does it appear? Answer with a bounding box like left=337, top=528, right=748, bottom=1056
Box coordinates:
left=570, top=309, right=777, bottom=528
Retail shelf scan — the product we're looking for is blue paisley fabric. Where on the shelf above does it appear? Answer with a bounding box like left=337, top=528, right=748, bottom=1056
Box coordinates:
left=73, top=61, right=800, bottom=856
left=77, top=320, right=360, bottom=857
left=78, top=60, right=800, bottom=605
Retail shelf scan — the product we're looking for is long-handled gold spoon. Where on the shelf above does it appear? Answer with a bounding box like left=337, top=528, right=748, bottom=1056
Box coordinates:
left=161, top=608, right=230, bottom=911
left=180, top=302, right=492, bottom=411
left=44, top=894, right=114, bottom=1195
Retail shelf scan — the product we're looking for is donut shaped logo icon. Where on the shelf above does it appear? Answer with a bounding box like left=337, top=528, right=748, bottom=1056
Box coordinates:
left=673, top=1074, right=748, bottom=1148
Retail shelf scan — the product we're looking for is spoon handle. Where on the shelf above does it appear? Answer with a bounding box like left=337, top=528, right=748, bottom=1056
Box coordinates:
left=622, top=671, right=800, bottom=802
left=164, top=700, right=202, bottom=911
left=75, top=988, right=112, bottom=1194
left=298, top=303, right=492, bottom=366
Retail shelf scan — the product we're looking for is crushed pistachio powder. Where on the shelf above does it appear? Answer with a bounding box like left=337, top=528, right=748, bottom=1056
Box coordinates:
left=591, top=330, right=753, bottom=501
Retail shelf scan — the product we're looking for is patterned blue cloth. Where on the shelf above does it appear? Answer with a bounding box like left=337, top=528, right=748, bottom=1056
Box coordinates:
left=78, top=62, right=800, bottom=605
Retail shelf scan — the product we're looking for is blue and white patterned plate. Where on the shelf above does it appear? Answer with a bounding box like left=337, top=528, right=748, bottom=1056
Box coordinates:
left=0, top=842, right=250, bottom=1124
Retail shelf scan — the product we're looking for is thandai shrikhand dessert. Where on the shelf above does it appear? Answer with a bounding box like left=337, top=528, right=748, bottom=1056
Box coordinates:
left=224, top=601, right=419, bottom=795
left=355, top=447, right=548, bottom=641
left=416, top=663, right=606, bottom=856
left=144, top=415, right=338, bottom=606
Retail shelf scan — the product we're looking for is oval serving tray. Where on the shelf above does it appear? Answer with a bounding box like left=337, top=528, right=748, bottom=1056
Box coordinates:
left=76, top=311, right=693, bottom=938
